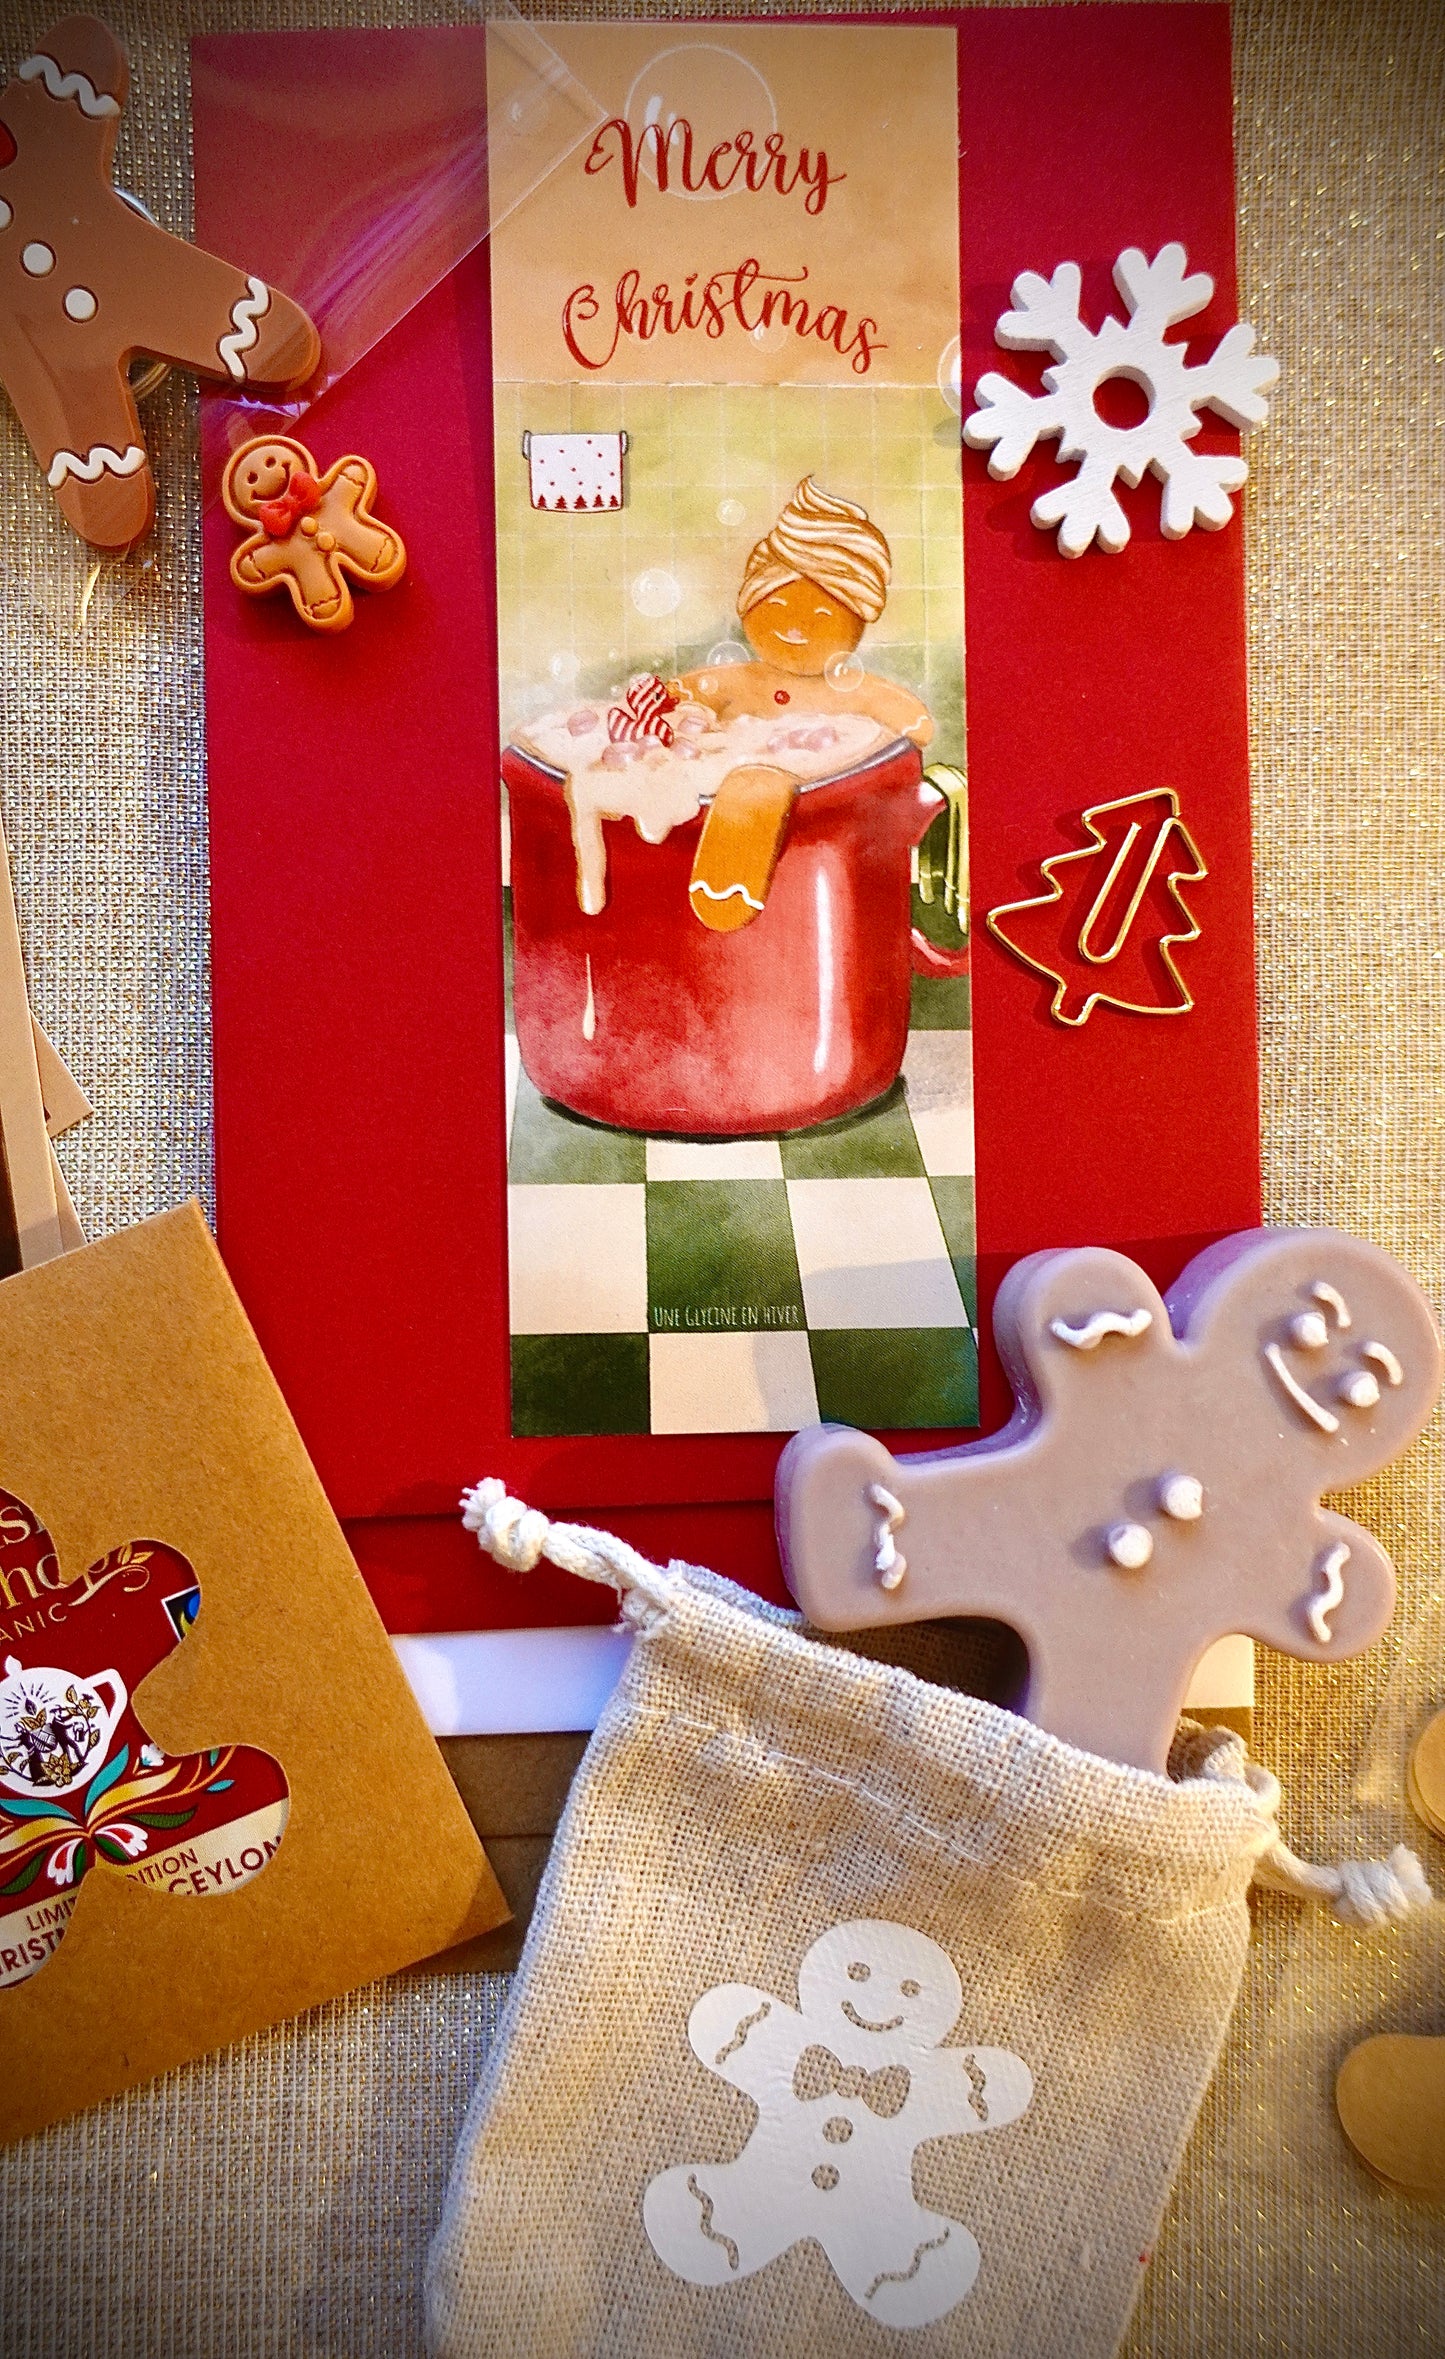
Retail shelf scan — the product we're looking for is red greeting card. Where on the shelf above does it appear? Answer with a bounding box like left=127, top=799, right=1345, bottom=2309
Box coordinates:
left=194, top=6, right=1260, bottom=1638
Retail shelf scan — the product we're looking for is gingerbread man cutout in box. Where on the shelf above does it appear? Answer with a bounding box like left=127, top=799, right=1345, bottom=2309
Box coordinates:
left=0, top=1482, right=288, bottom=1989
left=778, top=1228, right=1442, bottom=1772
left=0, top=15, right=319, bottom=550
left=644, top=1919, right=1032, bottom=2329
left=222, top=436, right=406, bottom=633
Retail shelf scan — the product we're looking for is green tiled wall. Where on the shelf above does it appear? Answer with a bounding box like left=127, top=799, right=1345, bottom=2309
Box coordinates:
left=495, top=382, right=966, bottom=760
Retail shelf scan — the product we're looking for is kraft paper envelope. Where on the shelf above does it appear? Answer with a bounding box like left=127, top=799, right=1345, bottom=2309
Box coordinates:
left=31, top=1020, right=92, bottom=1139
left=0, top=821, right=59, bottom=1274
left=0, top=1203, right=506, bottom=2142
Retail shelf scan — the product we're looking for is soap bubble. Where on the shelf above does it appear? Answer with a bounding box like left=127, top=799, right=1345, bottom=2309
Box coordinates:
left=938, top=334, right=964, bottom=416
left=824, top=650, right=864, bottom=691
left=706, top=640, right=750, bottom=668
left=631, top=568, right=682, bottom=619
left=716, top=497, right=746, bottom=528
left=549, top=650, right=581, bottom=685
left=750, top=317, right=790, bottom=355
left=623, top=47, right=776, bottom=201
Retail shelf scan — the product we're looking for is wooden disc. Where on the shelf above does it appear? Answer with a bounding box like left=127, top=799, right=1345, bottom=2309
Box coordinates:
left=1336, top=2034, right=1445, bottom=2199
left=1407, top=1752, right=1445, bottom=1842
left=1408, top=1707, right=1445, bottom=1839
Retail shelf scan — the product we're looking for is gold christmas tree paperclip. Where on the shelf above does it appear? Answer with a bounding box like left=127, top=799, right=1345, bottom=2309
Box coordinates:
left=986, top=788, right=1206, bottom=1027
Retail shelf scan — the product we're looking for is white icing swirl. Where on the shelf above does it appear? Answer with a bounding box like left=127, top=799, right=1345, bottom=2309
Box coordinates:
left=18, top=53, right=121, bottom=117
left=46, top=442, right=146, bottom=488
left=1306, top=1541, right=1349, bottom=1644
left=217, top=276, right=271, bottom=381
left=1048, top=1308, right=1152, bottom=1351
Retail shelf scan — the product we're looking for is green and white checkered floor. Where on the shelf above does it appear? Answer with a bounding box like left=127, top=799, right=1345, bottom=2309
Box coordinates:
left=505, top=947, right=977, bottom=1438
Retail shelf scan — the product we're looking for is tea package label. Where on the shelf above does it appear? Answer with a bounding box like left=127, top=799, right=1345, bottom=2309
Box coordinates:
left=0, top=1487, right=288, bottom=1987
left=489, top=21, right=974, bottom=1443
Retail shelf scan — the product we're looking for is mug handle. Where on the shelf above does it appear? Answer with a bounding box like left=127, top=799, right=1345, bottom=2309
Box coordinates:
left=910, top=927, right=970, bottom=979
left=90, top=1668, right=128, bottom=1728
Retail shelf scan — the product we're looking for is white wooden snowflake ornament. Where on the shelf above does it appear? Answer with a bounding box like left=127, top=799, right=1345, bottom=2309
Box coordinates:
left=963, top=243, right=1279, bottom=557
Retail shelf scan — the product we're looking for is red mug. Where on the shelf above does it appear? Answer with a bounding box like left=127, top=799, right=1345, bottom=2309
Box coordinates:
left=505, top=736, right=968, bottom=1137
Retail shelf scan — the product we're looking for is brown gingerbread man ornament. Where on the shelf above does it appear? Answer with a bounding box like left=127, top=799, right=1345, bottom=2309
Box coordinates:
left=0, top=14, right=319, bottom=550
left=222, top=435, right=406, bottom=632
left=778, top=1228, right=1443, bottom=1772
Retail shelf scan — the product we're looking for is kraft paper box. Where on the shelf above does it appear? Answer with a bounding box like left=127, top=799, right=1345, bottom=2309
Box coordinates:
left=0, top=1204, right=506, bottom=2142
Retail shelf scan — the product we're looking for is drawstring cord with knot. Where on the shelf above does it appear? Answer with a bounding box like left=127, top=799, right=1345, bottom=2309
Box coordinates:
left=460, top=1479, right=675, bottom=1617
left=1173, top=1721, right=1434, bottom=1928
left=462, top=1487, right=1438, bottom=1931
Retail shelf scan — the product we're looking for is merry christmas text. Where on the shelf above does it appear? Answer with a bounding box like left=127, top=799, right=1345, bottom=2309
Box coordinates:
left=562, top=259, right=884, bottom=375
left=584, top=118, right=844, bottom=215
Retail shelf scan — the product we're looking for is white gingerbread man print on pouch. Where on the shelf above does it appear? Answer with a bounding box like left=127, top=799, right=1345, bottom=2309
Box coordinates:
left=643, top=1920, right=1032, bottom=2329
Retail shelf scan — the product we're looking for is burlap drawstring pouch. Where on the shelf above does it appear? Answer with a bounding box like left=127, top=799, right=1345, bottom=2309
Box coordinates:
left=427, top=1487, right=1430, bottom=2359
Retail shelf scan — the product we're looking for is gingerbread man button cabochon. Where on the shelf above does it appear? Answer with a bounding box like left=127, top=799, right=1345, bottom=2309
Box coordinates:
left=0, top=15, right=319, bottom=549
left=778, top=1229, right=1442, bottom=1772
left=222, top=436, right=406, bottom=632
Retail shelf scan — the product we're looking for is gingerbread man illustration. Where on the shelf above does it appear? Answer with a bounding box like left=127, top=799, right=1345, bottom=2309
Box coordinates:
left=673, top=477, right=939, bottom=931
left=222, top=435, right=406, bottom=632
left=675, top=476, right=934, bottom=747
left=778, top=1228, right=1444, bottom=1772
left=643, top=1919, right=1032, bottom=2329
left=0, top=15, right=320, bottom=550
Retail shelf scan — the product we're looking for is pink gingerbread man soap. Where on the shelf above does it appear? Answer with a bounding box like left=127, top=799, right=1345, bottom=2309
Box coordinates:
left=777, top=1228, right=1442, bottom=1772
left=222, top=435, right=406, bottom=633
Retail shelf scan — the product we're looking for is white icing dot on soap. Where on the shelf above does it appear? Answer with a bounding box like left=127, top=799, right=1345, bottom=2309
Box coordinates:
left=21, top=241, right=55, bottom=276
left=1338, top=1369, right=1380, bottom=1410
left=1106, top=1522, right=1154, bottom=1570
left=0, top=199, right=12, bottom=231
left=63, top=285, right=97, bottom=321
left=1158, top=1473, right=1204, bottom=1522
left=1289, top=1311, right=1330, bottom=1351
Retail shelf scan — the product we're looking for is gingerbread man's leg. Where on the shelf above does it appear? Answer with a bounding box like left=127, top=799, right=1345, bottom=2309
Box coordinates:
left=118, top=221, right=319, bottom=394
left=233, top=534, right=352, bottom=629
left=334, top=508, right=403, bottom=580
left=826, top=2199, right=980, bottom=2328
left=325, top=460, right=406, bottom=583
left=642, top=2158, right=795, bottom=2285
left=0, top=323, right=153, bottom=547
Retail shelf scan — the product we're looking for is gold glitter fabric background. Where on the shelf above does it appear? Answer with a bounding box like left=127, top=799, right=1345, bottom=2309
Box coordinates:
left=1, top=1, right=1442, bottom=2352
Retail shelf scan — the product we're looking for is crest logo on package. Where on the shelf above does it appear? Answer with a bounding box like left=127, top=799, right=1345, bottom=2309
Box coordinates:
left=643, top=1919, right=1032, bottom=2328
left=0, top=1486, right=288, bottom=1987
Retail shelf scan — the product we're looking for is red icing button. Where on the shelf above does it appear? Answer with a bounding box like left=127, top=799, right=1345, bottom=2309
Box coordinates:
left=774, top=690, right=790, bottom=704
